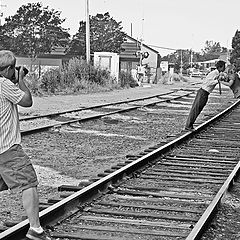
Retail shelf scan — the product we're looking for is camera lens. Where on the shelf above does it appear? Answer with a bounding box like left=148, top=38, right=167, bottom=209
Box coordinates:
left=15, top=66, right=29, bottom=76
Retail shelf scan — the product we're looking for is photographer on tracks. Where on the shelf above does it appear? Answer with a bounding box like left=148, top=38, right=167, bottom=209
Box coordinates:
left=0, top=50, right=51, bottom=240
left=185, top=60, right=226, bottom=131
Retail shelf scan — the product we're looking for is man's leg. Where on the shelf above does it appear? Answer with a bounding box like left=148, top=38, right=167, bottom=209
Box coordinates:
left=0, top=175, right=8, bottom=191
left=22, top=187, right=41, bottom=228
left=23, top=187, right=53, bottom=239
left=185, top=88, right=209, bottom=129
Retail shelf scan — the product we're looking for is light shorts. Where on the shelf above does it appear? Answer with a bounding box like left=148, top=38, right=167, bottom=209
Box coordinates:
left=0, top=144, right=38, bottom=192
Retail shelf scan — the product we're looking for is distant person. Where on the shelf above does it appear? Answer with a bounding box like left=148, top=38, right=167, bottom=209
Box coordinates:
left=185, top=60, right=226, bottom=131
left=0, top=50, right=51, bottom=240
left=136, top=65, right=145, bottom=86
left=219, top=64, right=240, bottom=99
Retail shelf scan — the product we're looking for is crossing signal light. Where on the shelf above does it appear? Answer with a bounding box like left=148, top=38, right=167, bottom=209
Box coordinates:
left=143, top=51, right=149, bottom=59
left=135, top=51, right=149, bottom=59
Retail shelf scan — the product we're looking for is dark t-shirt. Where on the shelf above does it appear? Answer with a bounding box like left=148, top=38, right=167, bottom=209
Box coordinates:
left=230, top=74, right=240, bottom=98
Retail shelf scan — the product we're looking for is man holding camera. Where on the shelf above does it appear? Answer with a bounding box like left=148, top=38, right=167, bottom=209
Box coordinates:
left=0, top=50, right=51, bottom=240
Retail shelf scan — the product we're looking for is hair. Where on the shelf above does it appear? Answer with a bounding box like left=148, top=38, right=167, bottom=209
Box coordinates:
left=215, top=60, right=226, bottom=69
left=0, top=50, right=16, bottom=70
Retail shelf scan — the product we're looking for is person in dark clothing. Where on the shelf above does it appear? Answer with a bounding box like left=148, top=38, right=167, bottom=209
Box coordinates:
left=220, top=64, right=240, bottom=99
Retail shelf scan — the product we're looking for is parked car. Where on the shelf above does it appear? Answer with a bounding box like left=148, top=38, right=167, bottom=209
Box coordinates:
left=200, top=70, right=209, bottom=76
left=190, top=68, right=202, bottom=77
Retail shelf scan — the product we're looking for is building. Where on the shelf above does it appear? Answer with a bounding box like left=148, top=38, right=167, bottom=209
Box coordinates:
left=196, top=52, right=230, bottom=70
left=16, top=47, right=70, bottom=69
left=16, top=36, right=162, bottom=82
left=119, top=35, right=161, bottom=82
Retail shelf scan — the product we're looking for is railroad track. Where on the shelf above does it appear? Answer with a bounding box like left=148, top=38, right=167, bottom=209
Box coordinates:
left=20, top=87, right=197, bottom=135
left=1, top=90, right=240, bottom=239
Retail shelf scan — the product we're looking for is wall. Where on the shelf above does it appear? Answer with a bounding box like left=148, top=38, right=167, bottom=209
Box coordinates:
left=94, top=52, right=119, bottom=81
left=16, top=56, right=62, bottom=68
left=141, top=45, right=158, bottom=69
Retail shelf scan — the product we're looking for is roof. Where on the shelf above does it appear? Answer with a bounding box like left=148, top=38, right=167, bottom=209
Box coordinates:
left=197, top=59, right=219, bottom=64
left=125, top=35, right=159, bottom=54
left=120, top=41, right=140, bottom=60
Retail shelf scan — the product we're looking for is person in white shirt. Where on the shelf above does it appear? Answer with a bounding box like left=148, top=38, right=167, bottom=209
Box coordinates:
left=185, top=60, right=226, bottom=131
left=0, top=50, right=51, bottom=240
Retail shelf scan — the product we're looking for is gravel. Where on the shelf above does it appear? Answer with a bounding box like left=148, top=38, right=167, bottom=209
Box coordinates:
left=1, top=80, right=239, bottom=239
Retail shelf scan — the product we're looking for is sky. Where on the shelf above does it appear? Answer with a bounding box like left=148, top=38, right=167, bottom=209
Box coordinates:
left=0, top=0, right=239, bottom=56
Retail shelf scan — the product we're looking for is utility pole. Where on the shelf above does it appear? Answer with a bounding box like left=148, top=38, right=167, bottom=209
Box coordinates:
left=190, top=49, right=193, bottom=68
left=0, top=0, right=7, bottom=26
left=180, top=49, right=183, bottom=75
left=85, top=0, right=90, bottom=64
left=226, top=40, right=230, bottom=64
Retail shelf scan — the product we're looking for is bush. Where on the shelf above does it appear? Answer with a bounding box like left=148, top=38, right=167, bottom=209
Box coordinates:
left=25, top=72, right=42, bottom=95
left=119, top=71, right=138, bottom=88
left=28, top=58, right=138, bottom=95
left=40, top=68, right=61, bottom=93
left=161, top=72, right=170, bottom=84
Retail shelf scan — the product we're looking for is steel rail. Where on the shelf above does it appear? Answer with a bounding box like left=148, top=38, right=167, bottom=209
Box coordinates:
left=19, top=90, right=177, bottom=121
left=190, top=99, right=240, bottom=133
left=21, top=91, right=194, bottom=136
left=1, top=98, right=240, bottom=239
left=20, top=81, right=202, bottom=122
left=186, top=160, right=240, bottom=240
left=184, top=99, right=240, bottom=239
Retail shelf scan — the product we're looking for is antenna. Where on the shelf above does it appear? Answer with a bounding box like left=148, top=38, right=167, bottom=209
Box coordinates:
left=140, top=0, right=144, bottom=44
left=139, top=0, right=144, bottom=66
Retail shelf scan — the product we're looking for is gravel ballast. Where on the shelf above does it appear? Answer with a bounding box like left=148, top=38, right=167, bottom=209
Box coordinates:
left=1, top=80, right=239, bottom=239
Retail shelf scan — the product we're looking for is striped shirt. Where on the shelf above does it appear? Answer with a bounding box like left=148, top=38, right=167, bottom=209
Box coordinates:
left=0, top=77, right=24, bottom=154
left=201, top=69, right=220, bottom=93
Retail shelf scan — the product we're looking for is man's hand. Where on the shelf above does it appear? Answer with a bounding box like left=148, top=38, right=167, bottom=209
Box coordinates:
left=18, top=66, right=26, bottom=83
left=17, top=66, right=32, bottom=107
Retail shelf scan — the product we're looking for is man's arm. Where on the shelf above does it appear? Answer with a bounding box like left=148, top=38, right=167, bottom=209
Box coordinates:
left=17, top=67, right=32, bottom=107
left=219, top=73, right=235, bottom=87
left=220, top=79, right=234, bottom=87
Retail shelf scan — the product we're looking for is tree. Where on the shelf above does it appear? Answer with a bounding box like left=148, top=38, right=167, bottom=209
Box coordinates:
left=0, top=25, right=11, bottom=50
left=201, top=40, right=227, bottom=61
left=161, top=40, right=229, bottom=72
left=230, top=30, right=240, bottom=67
left=67, top=12, right=126, bottom=57
left=161, top=49, right=196, bottom=70
left=0, top=2, right=70, bottom=60
left=202, top=40, right=222, bottom=54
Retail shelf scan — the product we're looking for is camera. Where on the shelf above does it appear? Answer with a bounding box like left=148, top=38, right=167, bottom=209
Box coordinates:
left=11, top=66, right=29, bottom=83
left=15, top=66, right=29, bottom=76
left=218, top=72, right=229, bottom=82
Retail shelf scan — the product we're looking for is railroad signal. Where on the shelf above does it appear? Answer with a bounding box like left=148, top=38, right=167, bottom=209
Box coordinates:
left=135, top=50, right=141, bottom=57
left=143, top=51, right=149, bottom=59
left=135, top=51, right=149, bottom=59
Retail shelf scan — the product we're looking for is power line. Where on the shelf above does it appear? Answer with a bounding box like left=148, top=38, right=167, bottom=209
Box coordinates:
left=148, top=44, right=227, bottom=55
left=147, top=44, right=180, bottom=51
